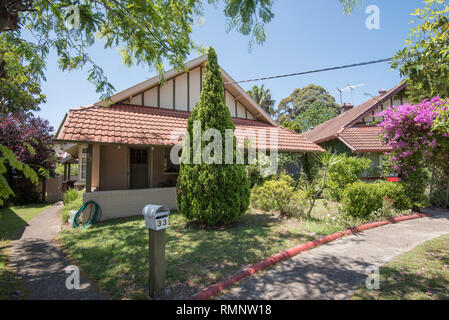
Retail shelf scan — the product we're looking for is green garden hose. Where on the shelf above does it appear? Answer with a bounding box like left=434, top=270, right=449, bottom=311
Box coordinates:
left=72, top=200, right=102, bottom=228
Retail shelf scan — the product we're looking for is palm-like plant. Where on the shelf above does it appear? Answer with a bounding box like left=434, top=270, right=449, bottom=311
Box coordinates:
left=301, top=150, right=343, bottom=218
left=247, top=84, right=275, bottom=116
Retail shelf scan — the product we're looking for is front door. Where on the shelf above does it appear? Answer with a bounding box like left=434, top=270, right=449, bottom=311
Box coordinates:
left=130, top=148, right=149, bottom=189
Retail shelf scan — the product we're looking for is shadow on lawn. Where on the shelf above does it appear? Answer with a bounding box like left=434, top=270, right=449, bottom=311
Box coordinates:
left=353, top=264, right=449, bottom=300
left=59, top=212, right=317, bottom=299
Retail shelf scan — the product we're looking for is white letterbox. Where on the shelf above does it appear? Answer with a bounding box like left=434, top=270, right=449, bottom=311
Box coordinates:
left=142, top=205, right=170, bottom=231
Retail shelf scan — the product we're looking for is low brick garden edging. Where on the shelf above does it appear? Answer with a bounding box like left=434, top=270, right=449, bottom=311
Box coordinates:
left=189, top=212, right=431, bottom=300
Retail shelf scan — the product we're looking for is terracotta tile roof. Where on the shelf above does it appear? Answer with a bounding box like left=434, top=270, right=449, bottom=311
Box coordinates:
left=338, top=126, right=392, bottom=153
left=302, top=82, right=407, bottom=144
left=56, top=104, right=324, bottom=153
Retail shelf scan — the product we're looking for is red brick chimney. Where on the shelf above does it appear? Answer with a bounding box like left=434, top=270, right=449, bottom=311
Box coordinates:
left=341, top=103, right=353, bottom=112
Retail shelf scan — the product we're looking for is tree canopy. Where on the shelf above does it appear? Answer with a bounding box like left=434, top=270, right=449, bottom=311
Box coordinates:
left=392, top=0, right=449, bottom=99
left=0, top=0, right=277, bottom=103
left=246, top=84, right=275, bottom=116
left=0, top=113, right=55, bottom=205
left=276, top=84, right=341, bottom=125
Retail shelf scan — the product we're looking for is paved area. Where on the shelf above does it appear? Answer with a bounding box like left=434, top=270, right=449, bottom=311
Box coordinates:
left=9, top=203, right=107, bottom=300
left=218, top=209, right=449, bottom=300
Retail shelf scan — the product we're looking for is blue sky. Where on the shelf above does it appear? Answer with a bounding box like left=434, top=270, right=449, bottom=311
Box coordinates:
left=35, top=0, right=425, bottom=129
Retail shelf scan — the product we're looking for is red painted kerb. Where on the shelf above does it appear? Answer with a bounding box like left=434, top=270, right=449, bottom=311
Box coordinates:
left=189, top=212, right=431, bottom=300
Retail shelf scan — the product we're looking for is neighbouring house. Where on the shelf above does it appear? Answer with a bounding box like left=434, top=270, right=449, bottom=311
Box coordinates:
left=55, top=55, right=324, bottom=220
left=302, top=82, right=408, bottom=178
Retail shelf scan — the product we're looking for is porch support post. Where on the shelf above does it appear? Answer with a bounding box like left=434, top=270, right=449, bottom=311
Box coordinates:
left=68, top=163, right=71, bottom=181
left=63, top=163, right=67, bottom=181
left=86, top=144, right=93, bottom=193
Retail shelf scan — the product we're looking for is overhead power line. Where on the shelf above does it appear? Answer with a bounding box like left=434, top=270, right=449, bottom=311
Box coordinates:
left=224, top=58, right=393, bottom=85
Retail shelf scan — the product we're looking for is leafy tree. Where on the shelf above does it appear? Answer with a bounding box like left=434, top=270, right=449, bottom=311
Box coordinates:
left=280, top=119, right=303, bottom=134
left=246, top=84, right=275, bottom=116
left=391, top=0, right=449, bottom=99
left=177, top=47, right=250, bottom=225
left=0, top=114, right=56, bottom=205
left=0, top=0, right=276, bottom=101
left=0, top=33, right=46, bottom=114
left=339, top=0, right=363, bottom=14
left=295, top=101, right=339, bottom=132
left=277, top=84, right=340, bottom=124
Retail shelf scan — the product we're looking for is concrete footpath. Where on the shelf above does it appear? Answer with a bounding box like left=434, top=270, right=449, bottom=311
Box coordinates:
left=218, top=209, right=449, bottom=300
left=9, top=203, right=107, bottom=300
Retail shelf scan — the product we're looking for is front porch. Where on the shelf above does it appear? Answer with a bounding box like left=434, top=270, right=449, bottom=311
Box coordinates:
left=82, top=143, right=179, bottom=220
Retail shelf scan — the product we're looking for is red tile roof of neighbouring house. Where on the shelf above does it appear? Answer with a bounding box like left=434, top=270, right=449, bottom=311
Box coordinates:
left=56, top=104, right=324, bottom=153
left=338, top=126, right=392, bottom=153
left=302, top=82, right=407, bottom=144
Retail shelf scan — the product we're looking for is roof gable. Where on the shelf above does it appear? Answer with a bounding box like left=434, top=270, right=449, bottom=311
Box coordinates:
left=302, top=82, right=407, bottom=143
left=95, top=55, right=277, bottom=126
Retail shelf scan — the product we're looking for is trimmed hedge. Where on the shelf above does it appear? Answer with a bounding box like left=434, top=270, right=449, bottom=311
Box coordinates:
left=342, top=181, right=411, bottom=218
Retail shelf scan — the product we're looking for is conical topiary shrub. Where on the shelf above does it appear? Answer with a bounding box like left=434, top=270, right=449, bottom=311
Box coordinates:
left=176, top=47, right=250, bottom=225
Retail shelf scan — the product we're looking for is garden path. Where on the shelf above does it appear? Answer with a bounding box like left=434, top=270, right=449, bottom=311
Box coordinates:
left=9, top=203, right=108, bottom=300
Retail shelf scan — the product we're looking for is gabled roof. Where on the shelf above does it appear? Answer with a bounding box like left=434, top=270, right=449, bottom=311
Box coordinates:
left=302, top=82, right=407, bottom=144
left=95, top=54, right=277, bottom=126
left=56, top=104, right=324, bottom=153
left=338, top=126, right=392, bottom=153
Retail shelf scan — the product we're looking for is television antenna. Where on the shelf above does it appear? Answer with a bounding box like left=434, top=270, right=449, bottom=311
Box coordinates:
left=336, top=83, right=365, bottom=105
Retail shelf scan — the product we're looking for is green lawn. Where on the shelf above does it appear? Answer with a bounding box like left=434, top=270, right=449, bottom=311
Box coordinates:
left=0, top=204, right=52, bottom=300
left=58, top=201, right=345, bottom=300
left=352, top=234, right=449, bottom=300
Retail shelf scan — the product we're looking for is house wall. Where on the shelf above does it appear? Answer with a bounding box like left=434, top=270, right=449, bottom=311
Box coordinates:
left=99, top=144, right=127, bottom=190
left=362, top=94, right=408, bottom=123
left=123, top=65, right=257, bottom=120
left=84, top=187, right=178, bottom=221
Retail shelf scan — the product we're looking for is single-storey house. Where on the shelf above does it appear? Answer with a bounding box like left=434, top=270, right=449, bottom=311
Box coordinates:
left=302, top=82, right=408, bottom=177
left=55, top=55, right=323, bottom=220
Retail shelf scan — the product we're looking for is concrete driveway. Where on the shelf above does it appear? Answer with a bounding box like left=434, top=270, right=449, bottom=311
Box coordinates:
left=217, top=209, right=449, bottom=300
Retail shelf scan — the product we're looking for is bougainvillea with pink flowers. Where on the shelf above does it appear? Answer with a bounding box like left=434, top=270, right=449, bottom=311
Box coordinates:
left=377, top=97, right=449, bottom=207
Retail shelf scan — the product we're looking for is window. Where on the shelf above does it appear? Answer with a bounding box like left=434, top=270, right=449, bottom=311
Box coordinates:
left=164, top=148, right=180, bottom=173
left=81, top=156, right=87, bottom=179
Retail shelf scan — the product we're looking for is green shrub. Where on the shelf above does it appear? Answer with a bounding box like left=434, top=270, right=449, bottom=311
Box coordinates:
left=375, top=181, right=411, bottom=210
left=177, top=48, right=250, bottom=225
left=63, top=188, right=80, bottom=205
left=326, top=155, right=371, bottom=201
left=341, top=182, right=382, bottom=218
left=342, top=181, right=412, bottom=218
left=251, top=174, right=294, bottom=213
left=251, top=174, right=305, bottom=217
left=61, top=189, right=83, bottom=224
